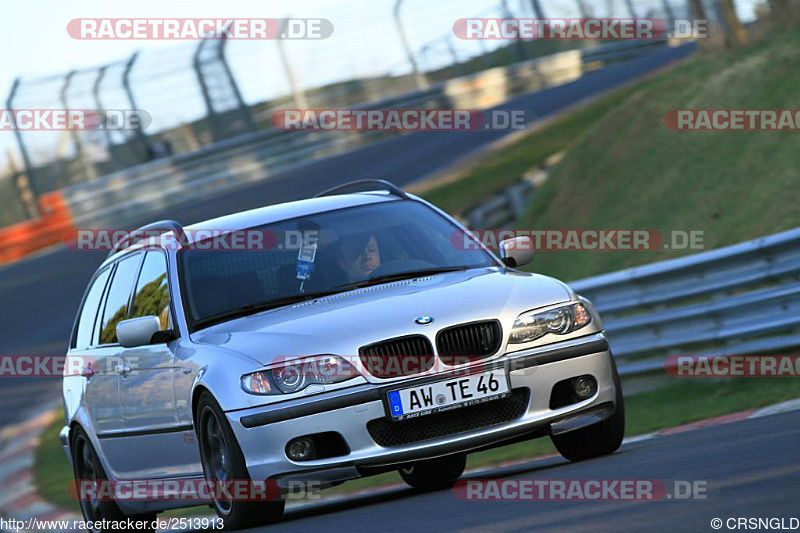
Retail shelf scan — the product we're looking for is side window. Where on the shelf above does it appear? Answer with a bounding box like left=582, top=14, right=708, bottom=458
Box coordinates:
left=98, top=254, right=142, bottom=345
left=74, top=268, right=112, bottom=349
left=131, top=252, right=172, bottom=330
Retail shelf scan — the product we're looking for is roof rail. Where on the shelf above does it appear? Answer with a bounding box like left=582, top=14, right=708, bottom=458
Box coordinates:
left=108, top=220, right=185, bottom=258
left=315, top=179, right=409, bottom=199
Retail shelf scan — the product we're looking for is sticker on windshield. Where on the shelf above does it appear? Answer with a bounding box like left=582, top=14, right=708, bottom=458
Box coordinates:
left=296, top=240, right=318, bottom=280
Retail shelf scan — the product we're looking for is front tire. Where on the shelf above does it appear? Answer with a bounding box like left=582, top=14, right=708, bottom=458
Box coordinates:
left=196, top=392, right=284, bottom=529
left=550, top=361, right=625, bottom=462
left=71, top=427, right=156, bottom=533
left=399, top=453, right=467, bottom=489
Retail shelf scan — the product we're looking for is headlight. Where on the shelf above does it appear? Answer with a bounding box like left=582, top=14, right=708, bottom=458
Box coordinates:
left=241, top=355, right=359, bottom=395
left=509, top=302, right=591, bottom=344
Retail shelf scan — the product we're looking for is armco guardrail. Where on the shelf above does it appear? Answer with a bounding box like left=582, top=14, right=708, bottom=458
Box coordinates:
left=60, top=39, right=670, bottom=230
left=570, top=227, right=800, bottom=376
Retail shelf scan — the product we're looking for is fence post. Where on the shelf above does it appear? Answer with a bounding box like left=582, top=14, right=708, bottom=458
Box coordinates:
left=575, top=0, right=591, bottom=18
left=394, top=0, right=429, bottom=90
left=5, top=78, right=40, bottom=216
left=445, top=36, right=464, bottom=77
left=530, top=0, right=546, bottom=18
left=688, top=0, right=708, bottom=19
left=277, top=20, right=309, bottom=110
left=193, top=39, right=220, bottom=142
left=60, top=70, right=97, bottom=182
left=623, top=0, right=639, bottom=18
left=122, top=52, right=153, bottom=161
left=661, top=0, right=677, bottom=23
left=5, top=149, right=39, bottom=219
left=502, top=0, right=528, bottom=62
left=194, top=36, right=256, bottom=143
left=92, top=65, right=120, bottom=168
left=218, top=36, right=256, bottom=132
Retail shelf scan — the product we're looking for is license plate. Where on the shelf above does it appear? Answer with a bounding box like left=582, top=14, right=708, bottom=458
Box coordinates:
left=386, top=369, right=510, bottom=420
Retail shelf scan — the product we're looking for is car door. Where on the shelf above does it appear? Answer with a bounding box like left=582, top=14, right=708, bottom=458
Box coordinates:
left=117, top=250, right=197, bottom=478
left=66, top=265, right=112, bottom=435
left=84, top=252, right=142, bottom=475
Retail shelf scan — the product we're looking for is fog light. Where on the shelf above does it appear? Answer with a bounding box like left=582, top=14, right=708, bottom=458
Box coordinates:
left=286, top=438, right=316, bottom=461
left=571, top=376, right=596, bottom=400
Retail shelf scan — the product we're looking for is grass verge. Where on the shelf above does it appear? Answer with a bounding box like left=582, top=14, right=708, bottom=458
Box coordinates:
left=419, top=59, right=675, bottom=216
left=424, top=31, right=800, bottom=280
left=35, top=377, right=800, bottom=510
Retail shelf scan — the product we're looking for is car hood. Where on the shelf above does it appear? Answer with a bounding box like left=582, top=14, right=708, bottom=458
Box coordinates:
left=191, top=267, right=573, bottom=366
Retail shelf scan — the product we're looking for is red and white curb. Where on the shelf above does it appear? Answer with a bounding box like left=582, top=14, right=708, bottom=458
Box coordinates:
left=0, top=403, right=80, bottom=533
left=3, top=398, right=800, bottom=529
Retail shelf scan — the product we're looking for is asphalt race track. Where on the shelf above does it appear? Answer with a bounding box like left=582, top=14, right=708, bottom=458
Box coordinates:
left=1, top=42, right=796, bottom=532
left=0, top=43, right=694, bottom=427
left=266, top=411, right=800, bottom=533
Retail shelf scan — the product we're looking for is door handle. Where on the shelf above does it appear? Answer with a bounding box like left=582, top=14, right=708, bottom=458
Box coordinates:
left=115, top=364, right=132, bottom=377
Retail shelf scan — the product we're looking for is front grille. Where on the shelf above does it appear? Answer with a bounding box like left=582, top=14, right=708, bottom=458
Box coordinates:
left=436, top=320, right=502, bottom=365
left=359, top=335, right=435, bottom=378
left=366, top=388, right=529, bottom=447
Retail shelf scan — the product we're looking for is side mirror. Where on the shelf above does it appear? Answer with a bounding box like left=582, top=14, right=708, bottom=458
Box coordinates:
left=499, top=236, right=534, bottom=268
left=117, top=316, right=168, bottom=348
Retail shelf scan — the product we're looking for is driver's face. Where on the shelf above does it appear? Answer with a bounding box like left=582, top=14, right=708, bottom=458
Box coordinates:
left=339, top=235, right=381, bottom=281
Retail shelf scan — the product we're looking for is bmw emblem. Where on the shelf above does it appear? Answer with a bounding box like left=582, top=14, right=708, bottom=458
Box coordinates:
left=415, top=315, right=434, bottom=325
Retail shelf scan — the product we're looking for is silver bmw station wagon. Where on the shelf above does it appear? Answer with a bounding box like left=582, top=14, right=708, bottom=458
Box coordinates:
left=62, top=180, right=624, bottom=530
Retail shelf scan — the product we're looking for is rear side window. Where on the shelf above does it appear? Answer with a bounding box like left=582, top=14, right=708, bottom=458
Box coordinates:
left=131, top=252, right=172, bottom=330
left=98, top=254, right=142, bottom=345
left=74, top=268, right=112, bottom=349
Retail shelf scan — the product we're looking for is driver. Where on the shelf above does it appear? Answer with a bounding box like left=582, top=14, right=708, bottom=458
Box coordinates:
left=337, top=234, right=381, bottom=282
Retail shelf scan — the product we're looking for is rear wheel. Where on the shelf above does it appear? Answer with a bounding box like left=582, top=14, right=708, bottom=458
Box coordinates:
left=71, top=428, right=156, bottom=533
left=196, top=392, right=285, bottom=529
left=399, top=453, right=467, bottom=489
left=550, top=361, right=625, bottom=462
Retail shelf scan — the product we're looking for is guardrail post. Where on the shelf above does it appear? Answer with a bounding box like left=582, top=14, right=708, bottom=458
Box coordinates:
left=5, top=77, right=40, bottom=216
left=394, top=0, right=429, bottom=90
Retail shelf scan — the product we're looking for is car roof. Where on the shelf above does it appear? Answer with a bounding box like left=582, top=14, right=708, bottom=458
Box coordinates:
left=184, top=192, right=397, bottom=233
left=101, top=191, right=401, bottom=267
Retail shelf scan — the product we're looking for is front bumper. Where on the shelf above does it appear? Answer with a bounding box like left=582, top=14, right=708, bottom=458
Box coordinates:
left=226, top=332, right=618, bottom=486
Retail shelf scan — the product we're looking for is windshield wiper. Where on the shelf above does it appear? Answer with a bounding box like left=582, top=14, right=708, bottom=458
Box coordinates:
left=334, top=265, right=471, bottom=291
left=192, top=289, right=344, bottom=330
left=193, top=266, right=472, bottom=330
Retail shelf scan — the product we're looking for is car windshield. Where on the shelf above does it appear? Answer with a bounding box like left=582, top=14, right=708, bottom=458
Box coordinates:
left=179, top=200, right=497, bottom=329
